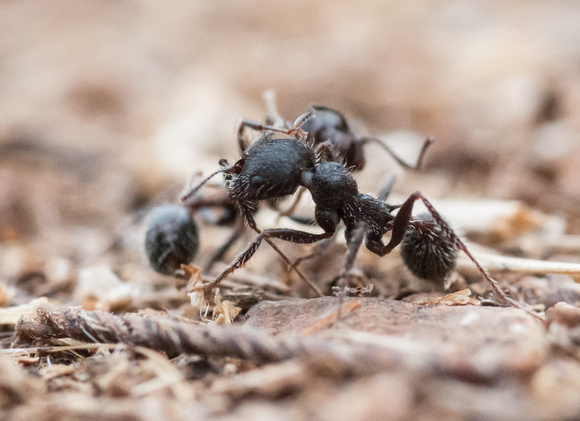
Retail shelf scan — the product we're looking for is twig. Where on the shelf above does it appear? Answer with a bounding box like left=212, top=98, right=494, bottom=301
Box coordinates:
left=457, top=252, right=580, bottom=277
left=299, top=299, right=361, bottom=336
left=14, top=303, right=427, bottom=372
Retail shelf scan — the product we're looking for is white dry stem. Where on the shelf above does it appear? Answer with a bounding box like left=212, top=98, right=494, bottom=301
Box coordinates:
left=457, top=252, right=580, bottom=278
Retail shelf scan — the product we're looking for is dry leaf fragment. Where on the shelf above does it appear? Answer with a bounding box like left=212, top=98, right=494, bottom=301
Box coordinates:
left=184, top=263, right=207, bottom=312
left=413, top=289, right=480, bottom=306
left=213, top=288, right=241, bottom=325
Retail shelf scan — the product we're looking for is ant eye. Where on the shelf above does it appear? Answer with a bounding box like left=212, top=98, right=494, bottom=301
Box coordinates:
left=233, top=159, right=245, bottom=174
left=250, top=175, right=263, bottom=188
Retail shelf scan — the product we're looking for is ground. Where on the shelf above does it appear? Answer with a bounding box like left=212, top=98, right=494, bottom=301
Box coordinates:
left=1, top=2, right=580, bottom=420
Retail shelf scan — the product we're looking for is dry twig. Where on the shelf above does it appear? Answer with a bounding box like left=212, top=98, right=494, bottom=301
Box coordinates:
left=15, top=303, right=429, bottom=373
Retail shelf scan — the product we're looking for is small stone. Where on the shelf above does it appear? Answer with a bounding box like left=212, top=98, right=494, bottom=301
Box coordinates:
left=546, top=302, right=580, bottom=328
left=246, top=297, right=547, bottom=379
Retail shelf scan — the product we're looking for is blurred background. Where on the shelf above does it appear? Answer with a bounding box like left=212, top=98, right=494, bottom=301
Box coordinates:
left=1, top=1, right=580, bottom=283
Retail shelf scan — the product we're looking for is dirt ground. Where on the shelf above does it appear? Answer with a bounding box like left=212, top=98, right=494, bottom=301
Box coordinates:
left=2, top=2, right=580, bottom=420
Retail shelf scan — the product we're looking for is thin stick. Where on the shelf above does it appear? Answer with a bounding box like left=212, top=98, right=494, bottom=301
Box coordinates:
left=299, top=299, right=361, bottom=336
left=457, top=252, right=580, bottom=277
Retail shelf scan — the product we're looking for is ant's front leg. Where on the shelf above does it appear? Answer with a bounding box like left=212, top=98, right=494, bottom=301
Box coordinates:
left=197, top=228, right=333, bottom=291
left=181, top=191, right=232, bottom=214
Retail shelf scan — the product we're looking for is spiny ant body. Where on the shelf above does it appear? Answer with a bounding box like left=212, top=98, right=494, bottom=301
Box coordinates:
left=181, top=96, right=432, bottom=273
left=145, top=204, right=199, bottom=275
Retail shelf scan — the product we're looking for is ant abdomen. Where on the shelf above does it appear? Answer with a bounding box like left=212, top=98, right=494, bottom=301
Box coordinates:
left=400, top=213, right=457, bottom=283
left=145, top=204, right=199, bottom=275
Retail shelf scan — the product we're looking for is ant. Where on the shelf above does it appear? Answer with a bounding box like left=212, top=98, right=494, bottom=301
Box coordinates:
left=144, top=109, right=316, bottom=279
left=181, top=128, right=535, bottom=318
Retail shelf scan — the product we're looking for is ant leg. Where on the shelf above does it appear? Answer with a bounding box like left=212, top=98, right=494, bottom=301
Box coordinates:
left=203, top=219, right=245, bottom=273
left=384, top=192, right=541, bottom=319
left=198, top=228, right=333, bottom=291
left=242, top=211, right=325, bottom=297
left=277, top=187, right=307, bottom=218
left=237, top=115, right=312, bottom=147
left=292, top=111, right=314, bottom=131
left=181, top=191, right=231, bottom=213
left=377, top=174, right=398, bottom=202
left=343, top=223, right=368, bottom=276
left=332, top=223, right=367, bottom=321
left=361, top=136, right=435, bottom=170
left=236, top=119, right=263, bottom=153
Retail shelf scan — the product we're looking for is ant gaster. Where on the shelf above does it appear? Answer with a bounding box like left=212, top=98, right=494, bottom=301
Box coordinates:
left=145, top=204, right=199, bottom=275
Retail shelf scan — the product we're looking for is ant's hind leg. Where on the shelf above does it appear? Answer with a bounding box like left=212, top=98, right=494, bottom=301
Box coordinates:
left=377, top=174, right=398, bottom=203
left=384, top=192, right=542, bottom=320
left=199, top=228, right=333, bottom=291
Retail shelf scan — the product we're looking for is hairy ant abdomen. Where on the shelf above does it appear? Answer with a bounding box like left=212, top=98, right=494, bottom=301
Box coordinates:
left=145, top=204, right=199, bottom=275
left=400, top=213, right=457, bottom=283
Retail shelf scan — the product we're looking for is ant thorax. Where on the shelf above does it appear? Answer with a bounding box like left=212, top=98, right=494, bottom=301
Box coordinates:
left=302, top=162, right=358, bottom=210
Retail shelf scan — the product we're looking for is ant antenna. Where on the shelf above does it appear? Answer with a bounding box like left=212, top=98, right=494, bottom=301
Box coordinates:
left=179, top=167, right=232, bottom=203
left=361, top=136, right=435, bottom=170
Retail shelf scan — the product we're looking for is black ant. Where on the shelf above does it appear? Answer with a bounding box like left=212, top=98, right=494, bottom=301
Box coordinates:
left=183, top=133, right=537, bottom=318
left=145, top=109, right=316, bottom=278
left=179, top=93, right=431, bottom=265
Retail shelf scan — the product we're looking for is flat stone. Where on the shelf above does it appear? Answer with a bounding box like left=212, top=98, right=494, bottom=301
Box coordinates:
left=246, top=297, right=548, bottom=379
